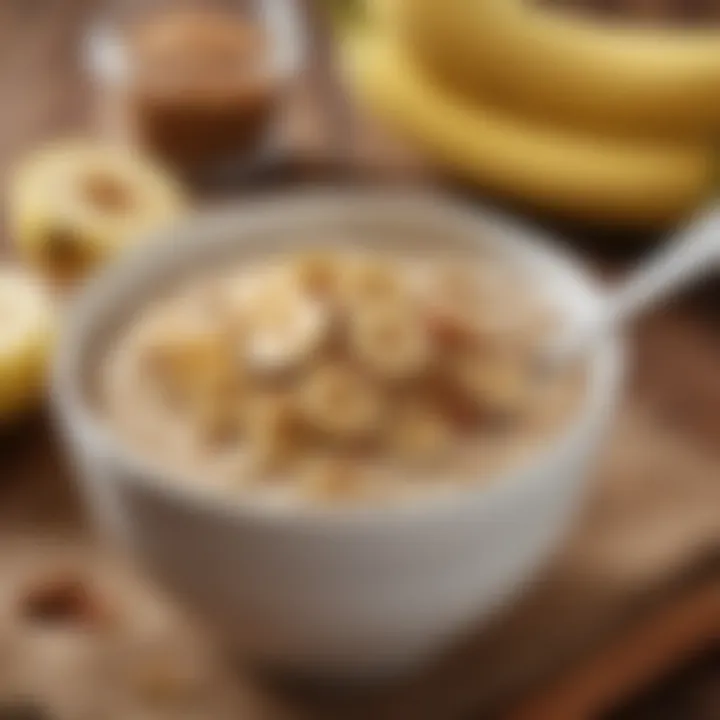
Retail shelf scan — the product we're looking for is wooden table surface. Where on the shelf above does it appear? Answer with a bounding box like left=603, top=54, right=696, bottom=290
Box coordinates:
left=0, top=1, right=717, bottom=718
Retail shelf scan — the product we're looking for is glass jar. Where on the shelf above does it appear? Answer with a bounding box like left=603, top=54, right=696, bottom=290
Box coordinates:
left=85, top=0, right=305, bottom=182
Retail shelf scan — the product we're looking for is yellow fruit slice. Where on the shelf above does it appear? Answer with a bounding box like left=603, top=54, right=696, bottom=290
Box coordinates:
left=0, top=266, right=54, bottom=422
left=395, top=0, right=720, bottom=140
left=9, top=141, right=185, bottom=285
left=367, top=0, right=399, bottom=26
left=341, top=31, right=714, bottom=227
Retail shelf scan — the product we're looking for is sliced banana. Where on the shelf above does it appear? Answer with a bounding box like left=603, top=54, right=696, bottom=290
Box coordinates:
left=387, top=402, right=453, bottom=466
left=454, top=350, right=534, bottom=417
left=341, top=254, right=408, bottom=310
left=421, top=262, right=502, bottom=344
left=291, top=250, right=345, bottom=298
left=243, top=392, right=299, bottom=471
left=140, top=310, right=238, bottom=415
left=350, top=302, right=432, bottom=380
left=9, top=140, right=185, bottom=285
left=144, top=323, right=226, bottom=392
left=239, top=274, right=331, bottom=374
left=296, top=363, right=383, bottom=440
left=0, top=265, right=54, bottom=422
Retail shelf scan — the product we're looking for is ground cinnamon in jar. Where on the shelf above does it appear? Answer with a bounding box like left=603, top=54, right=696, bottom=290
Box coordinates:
left=125, top=8, right=277, bottom=174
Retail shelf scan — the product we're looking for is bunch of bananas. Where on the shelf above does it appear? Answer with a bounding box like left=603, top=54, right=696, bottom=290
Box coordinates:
left=337, top=0, right=719, bottom=227
left=0, top=140, right=186, bottom=424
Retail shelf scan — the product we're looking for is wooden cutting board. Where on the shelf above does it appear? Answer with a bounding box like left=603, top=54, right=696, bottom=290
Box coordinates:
left=0, top=1, right=717, bottom=718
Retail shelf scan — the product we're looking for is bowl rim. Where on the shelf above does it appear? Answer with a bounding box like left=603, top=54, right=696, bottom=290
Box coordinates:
left=52, top=188, right=624, bottom=530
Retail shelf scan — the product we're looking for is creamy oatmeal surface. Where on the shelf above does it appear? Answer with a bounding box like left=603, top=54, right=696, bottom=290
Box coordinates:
left=97, top=250, right=585, bottom=507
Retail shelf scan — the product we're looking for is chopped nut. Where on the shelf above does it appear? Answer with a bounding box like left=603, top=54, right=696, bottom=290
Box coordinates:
left=19, top=573, right=108, bottom=627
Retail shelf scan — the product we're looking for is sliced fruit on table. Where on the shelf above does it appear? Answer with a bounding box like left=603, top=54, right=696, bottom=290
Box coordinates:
left=340, top=30, right=715, bottom=228
left=394, top=0, right=720, bottom=140
left=8, top=140, right=186, bottom=286
left=0, top=265, right=54, bottom=422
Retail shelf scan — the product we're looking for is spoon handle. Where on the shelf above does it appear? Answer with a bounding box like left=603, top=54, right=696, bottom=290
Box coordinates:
left=553, top=208, right=720, bottom=362
left=605, top=208, right=720, bottom=323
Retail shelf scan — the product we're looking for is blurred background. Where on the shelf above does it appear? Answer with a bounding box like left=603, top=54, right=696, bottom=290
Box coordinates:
left=0, top=0, right=717, bottom=718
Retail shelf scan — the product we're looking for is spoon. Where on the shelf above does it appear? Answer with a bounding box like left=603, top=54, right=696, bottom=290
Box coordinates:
left=544, top=208, right=720, bottom=368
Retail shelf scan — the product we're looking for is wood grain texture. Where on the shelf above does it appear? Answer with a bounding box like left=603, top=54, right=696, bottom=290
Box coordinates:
left=508, top=582, right=720, bottom=720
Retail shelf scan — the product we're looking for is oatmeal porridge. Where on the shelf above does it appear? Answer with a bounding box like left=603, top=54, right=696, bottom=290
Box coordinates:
left=97, top=250, right=585, bottom=507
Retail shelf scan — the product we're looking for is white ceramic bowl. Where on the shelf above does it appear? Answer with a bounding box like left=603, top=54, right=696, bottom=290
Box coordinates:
left=52, top=191, right=623, bottom=680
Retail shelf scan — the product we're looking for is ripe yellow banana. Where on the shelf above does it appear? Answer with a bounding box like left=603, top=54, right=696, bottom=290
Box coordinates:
left=395, top=0, right=720, bottom=140
left=0, top=266, right=54, bottom=422
left=9, top=141, right=185, bottom=286
left=341, top=30, right=714, bottom=227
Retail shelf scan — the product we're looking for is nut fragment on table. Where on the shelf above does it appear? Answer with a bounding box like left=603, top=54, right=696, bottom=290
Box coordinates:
left=19, top=572, right=108, bottom=628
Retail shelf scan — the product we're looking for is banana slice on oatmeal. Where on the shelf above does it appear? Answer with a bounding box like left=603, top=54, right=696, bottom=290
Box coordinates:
left=143, top=319, right=233, bottom=398
left=350, top=302, right=432, bottom=380
left=296, top=363, right=383, bottom=441
left=243, top=392, right=300, bottom=471
left=238, top=273, right=332, bottom=374
left=453, top=350, right=535, bottom=417
left=387, top=402, right=453, bottom=466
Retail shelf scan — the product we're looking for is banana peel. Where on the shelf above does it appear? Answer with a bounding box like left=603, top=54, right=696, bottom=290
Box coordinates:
left=0, top=266, right=54, bottom=423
